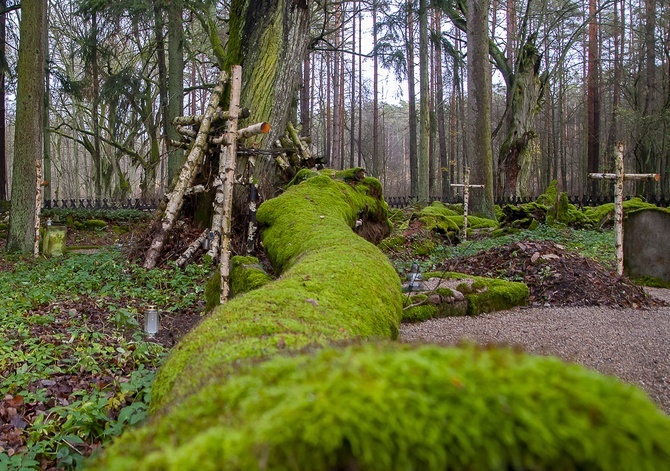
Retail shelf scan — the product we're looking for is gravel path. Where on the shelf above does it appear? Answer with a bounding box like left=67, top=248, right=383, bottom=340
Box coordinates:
left=400, top=288, right=670, bottom=414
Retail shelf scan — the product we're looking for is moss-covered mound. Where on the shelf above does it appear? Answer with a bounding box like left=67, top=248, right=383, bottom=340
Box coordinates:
left=147, top=173, right=402, bottom=412
left=88, top=342, right=670, bottom=470
left=403, top=272, right=529, bottom=322
left=584, top=197, right=669, bottom=226
left=418, top=201, right=498, bottom=235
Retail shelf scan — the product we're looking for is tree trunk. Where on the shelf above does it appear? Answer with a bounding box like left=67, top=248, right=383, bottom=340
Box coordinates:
left=372, top=0, right=380, bottom=177
left=435, top=12, right=449, bottom=201
left=586, top=0, right=600, bottom=196
left=407, top=3, right=418, bottom=196
left=7, top=0, right=46, bottom=255
left=498, top=35, right=545, bottom=197
left=466, top=0, right=495, bottom=218
left=0, top=0, right=6, bottom=202
left=167, top=0, right=185, bottom=186
left=224, top=0, right=312, bottom=199
left=418, top=0, right=430, bottom=201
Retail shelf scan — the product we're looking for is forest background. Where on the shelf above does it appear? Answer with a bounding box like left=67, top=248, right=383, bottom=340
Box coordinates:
left=0, top=0, right=668, bottom=208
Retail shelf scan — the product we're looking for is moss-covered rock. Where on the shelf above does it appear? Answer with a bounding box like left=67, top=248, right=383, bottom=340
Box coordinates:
left=84, top=219, right=108, bottom=229
left=88, top=342, right=670, bottom=470
left=583, top=197, right=664, bottom=226
left=424, top=272, right=529, bottom=315
left=418, top=201, right=497, bottom=235
left=146, top=172, right=402, bottom=412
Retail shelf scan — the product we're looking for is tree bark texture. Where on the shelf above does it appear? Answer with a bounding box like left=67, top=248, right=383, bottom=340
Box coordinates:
left=465, top=0, right=495, bottom=219
left=218, top=66, right=242, bottom=303
left=225, top=0, right=311, bottom=199
left=167, top=0, right=185, bottom=184
left=498, top=36, right=545, bottom=198
left=7, top=0, right=45, bottom=255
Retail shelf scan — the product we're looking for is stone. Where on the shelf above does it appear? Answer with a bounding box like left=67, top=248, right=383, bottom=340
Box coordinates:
left=623, top=209, right=670, bottom=282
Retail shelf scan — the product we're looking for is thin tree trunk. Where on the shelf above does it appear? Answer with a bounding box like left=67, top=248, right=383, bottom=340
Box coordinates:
left=407, top=3, right=418, bottom=195
left=0, top=0, right=6, bottom=201
left=373, top=0, right=380, bottom=177
left=349, top=3, right=356, bottom=168
left=219, top=66, right=242, bottom=303
left=167, top=0, right=185, bottom=187
left=435, top=13, right=449, bottom=201
left=586, top=0, right=600, bottom=195
left=418, top=0, right=430, bottom=201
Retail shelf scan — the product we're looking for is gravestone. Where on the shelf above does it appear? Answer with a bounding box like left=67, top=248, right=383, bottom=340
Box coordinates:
left=623, top=209, right=670, bottom=282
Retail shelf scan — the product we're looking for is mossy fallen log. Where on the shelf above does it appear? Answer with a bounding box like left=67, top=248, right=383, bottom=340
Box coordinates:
left=89, top=342, right=670, bottom=470
left=87, top=173, right=670, bottom=470
left=147, top=173, right=402, bottom=412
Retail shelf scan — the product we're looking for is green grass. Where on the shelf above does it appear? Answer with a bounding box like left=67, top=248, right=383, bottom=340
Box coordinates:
left=0, top=249, right=212, bottom=470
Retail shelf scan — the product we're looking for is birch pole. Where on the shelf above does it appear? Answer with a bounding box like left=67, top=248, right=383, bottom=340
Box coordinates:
left=451, top=167, right=485, bottom=241
left=143, top=70, right=229, bottom=269
left=219, top=65, right=242, bottom=303
left=588, top=142, right=660, bottom=276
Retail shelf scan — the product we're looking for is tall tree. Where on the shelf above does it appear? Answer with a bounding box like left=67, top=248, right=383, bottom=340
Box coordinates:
left=417, top=0, right=430, bottom=200
left=7, top=0, right=46, bottom=254
left=167, top=0, right=184, bottom=184
left=465, top=0, right=494, bottom=218
left=0, top=0, right=7, bottom=202
left=586, top=0, right=600, bottom=195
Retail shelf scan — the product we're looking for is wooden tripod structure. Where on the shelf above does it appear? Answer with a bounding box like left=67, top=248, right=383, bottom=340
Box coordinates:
left=143, top=66, right=269, bottom=302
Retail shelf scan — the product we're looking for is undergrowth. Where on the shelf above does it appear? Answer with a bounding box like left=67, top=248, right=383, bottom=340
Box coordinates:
left=0, top=249, right=211, bottom=470
left=394, top=224, right=615, bottom=275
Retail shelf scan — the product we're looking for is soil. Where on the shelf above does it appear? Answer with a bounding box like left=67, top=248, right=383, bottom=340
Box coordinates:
left=436, top=240, right=663, bottom=309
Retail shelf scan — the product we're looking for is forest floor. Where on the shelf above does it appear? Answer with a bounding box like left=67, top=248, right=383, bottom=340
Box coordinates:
left=1, top=214, right=668, bottom=469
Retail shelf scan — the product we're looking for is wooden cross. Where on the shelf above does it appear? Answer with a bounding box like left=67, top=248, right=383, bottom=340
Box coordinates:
left=588, top=142, right=660, bottom=276
left=451, top=167, right=485, bottom=241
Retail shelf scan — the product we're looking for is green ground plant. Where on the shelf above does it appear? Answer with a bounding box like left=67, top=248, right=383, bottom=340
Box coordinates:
left=0, top=249, right=212, bottom=470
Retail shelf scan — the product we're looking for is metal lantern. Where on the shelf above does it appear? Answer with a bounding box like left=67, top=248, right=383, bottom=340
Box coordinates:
left=202, top=231, right=213, bottom=250
left=144, top=305, right=159, bottom=337
left=407, top=262, right=424, bottom=291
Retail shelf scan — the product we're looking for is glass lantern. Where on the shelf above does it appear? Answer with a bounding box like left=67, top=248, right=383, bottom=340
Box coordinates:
left=144, top=306, right=159, bottom=337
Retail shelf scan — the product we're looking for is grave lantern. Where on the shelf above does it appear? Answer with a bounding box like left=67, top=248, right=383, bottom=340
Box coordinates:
left=144, top=306, right=159, bottom=337
left=407, top=262, right=424, bottom=291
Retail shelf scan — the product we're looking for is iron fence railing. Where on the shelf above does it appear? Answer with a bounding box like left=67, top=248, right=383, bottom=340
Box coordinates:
left=385, top=194, right=670, bottom=209
left=0, top=198, right=160, bottom=212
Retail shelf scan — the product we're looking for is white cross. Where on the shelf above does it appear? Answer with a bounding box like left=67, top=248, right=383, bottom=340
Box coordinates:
left=451, top=167, right=485, bottom=241
left=588, top=142, right=660, bottom=276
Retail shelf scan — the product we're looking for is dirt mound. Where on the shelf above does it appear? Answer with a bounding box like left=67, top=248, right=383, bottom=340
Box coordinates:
left=437, top=240, right=661, bottom=308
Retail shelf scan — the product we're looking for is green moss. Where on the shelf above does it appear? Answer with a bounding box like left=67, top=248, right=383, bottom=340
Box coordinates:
left=424, top=272, right=529, bottom=315
left=536, top=179, right=559, bottom=206
left=402, top=304, right=437, bottom=323
left=74, top=221, right=85, bottom=230
left=378, top=235, right=406, bottom=252
left=528, top=218, right=539, bottom=231
left=414, top=239, right=436, bottom=256
left=89, top=342, right=670, bottom=471
left=633, top=276, right=670, bottom=288
left=419, top=201, right=460, bottom=218
left=583, top=197, right=664, bottom=225
left=84, top=219, right=108, bottom=229
left=147, top=172, right=402, bottom=412
left=0, top=223, right=7, bottom=231
left=230, top=256, right=274, bottom=297
left=203, top=270, right=221, bottom=313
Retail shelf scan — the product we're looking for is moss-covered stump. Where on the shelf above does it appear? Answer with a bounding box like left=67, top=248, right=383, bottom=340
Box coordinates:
left=403, top=273, right=529, bottom=322
left=147, top=173, right=402, bottom=412
left=88, top=342, right=670, bottom=470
